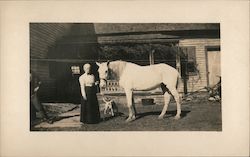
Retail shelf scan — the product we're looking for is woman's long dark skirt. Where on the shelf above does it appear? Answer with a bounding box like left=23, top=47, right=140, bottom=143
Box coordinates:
left=80, top=86, right=100, bottom=124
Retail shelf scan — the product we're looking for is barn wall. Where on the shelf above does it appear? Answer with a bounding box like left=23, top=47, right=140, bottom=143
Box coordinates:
left=179, top=38, right=220, bottom=92
left=30, top=23, right=72, bottom=59
left=30, top=23, right=73, bottom=101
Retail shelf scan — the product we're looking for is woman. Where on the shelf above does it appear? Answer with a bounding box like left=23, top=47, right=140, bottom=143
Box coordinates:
left=79, top=63, right=100, bottom=124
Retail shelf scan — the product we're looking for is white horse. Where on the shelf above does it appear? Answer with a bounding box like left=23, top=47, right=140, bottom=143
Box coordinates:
left=96, top=60, right=182, bottom=122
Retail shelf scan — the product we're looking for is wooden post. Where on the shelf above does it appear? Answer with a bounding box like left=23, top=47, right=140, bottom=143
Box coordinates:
left=149, top=51, right=152, bottom=65
left=176, top=43, right=187, bottom=94
left=149, top=51, right=154, bottom=65
left=176, top=43, right=181, bottom=76
left=149, top=50, right=155, bottom=65
left=149, top=44, right=155, bottom=65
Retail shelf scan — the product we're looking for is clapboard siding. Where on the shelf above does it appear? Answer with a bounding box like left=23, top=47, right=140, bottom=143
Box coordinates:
left=30, top=24, right=73, bottom=101
left=179, top=39, right=220, bottom=92
left=30, top=23, right=72, bottom=59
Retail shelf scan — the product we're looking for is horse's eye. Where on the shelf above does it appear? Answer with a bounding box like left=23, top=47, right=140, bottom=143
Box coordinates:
left=105, top=70, right=108, bottom=74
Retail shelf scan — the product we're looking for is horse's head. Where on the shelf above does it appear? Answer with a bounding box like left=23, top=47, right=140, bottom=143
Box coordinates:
left=96, top=61, right=110, bottom=88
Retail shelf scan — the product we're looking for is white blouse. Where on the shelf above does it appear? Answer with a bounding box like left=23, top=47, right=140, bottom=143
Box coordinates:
left=79, top=73, right=95, bottom=87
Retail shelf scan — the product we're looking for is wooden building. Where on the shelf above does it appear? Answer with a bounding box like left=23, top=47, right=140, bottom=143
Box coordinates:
left=30, top=23, right=99, bottom=103
left=30, top=23, right=220, bottom=103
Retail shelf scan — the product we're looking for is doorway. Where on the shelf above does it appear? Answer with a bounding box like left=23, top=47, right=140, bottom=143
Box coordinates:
left=206, top=46, right=221, bottom=86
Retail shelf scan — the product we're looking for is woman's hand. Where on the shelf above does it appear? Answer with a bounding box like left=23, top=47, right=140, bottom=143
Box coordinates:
left=82, top=94, right=87, bottom=100
left=34, top=86, right=40, bottom=92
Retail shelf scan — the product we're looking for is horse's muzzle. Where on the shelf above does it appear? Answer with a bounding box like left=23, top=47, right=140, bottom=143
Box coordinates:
left=100, top=79, right=107, bottom=88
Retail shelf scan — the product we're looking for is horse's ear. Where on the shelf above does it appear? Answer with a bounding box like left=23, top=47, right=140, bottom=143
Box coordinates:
left=107, top=60, right=110, bottom=66
left=96, top=62, right=101, bottom=67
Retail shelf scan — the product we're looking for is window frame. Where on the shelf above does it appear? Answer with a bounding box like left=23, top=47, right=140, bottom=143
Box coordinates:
left=180, top=46, right=197, bottom=76
left=71, top=65, right=81, bottom=75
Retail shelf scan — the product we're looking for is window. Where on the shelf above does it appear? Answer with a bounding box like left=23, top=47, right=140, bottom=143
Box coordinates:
left=71, top=66, right=80, bottom=74
left=180, top=46, right=197, bottom=76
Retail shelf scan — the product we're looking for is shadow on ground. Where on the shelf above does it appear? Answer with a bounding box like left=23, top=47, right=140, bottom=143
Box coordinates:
left=135, top=110, right=191, bottom=120
left=52, top=114, right=80, bottom=123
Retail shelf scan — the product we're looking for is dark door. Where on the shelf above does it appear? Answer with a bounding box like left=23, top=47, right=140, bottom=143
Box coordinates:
left=54, top=62, right=82, bottom=103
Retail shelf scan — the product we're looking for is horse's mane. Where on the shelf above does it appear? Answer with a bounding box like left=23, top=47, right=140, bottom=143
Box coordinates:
left=109, top=60, right=128, bottom=80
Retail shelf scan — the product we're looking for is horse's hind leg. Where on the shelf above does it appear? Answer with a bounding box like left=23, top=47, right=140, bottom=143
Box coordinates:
left=132, top=95, right=137, bottom=115
left=168, top=87, right=182, bottom=120
left=158, top=92, right=171, bottom=119
left=125, top=89, right=136, bottom=122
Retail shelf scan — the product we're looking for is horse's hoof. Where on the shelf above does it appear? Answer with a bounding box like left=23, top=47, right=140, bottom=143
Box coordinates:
left=131, top=116, right=136, bottom=121
left=125, top=118, right=132, bottom=122
left=158, top=115, right=164, bottom=119
left=126, top=116, right=136, bottom=122
left=174, top=115, right=181, bottom=120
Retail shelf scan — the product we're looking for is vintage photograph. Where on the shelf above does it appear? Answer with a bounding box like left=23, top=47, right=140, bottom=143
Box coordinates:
left=30, top=23, right=221, bottom=131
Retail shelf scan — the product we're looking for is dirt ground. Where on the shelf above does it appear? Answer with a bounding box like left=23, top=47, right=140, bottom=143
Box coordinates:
left=32, top=93, right=222, bottom=131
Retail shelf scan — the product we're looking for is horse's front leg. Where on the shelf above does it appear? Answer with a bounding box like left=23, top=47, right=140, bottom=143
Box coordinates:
left=125, top=89, right=136, bottom=122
